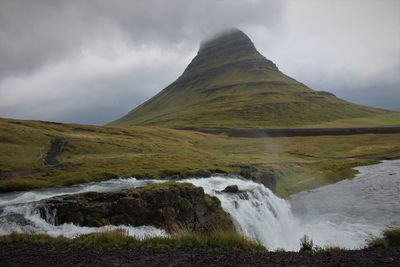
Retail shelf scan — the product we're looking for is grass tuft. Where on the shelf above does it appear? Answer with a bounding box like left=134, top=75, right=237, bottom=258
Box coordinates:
left=140, top=181, right=195, bottom=192
left=0, top=228, right=266, bottom=251
left=0, top=233, right=69, bottom=244
left=367, top=227, right=400, bottom=248
left=299, top=235, right=314, bottom=252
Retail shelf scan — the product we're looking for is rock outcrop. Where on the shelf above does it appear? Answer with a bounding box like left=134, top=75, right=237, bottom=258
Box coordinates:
left=222, top=185, right=240, bottom=193
left=36, top=182, right=233, bottom=233
left=256, top=172, right=277, bottom=192
left=238, top=165, right=277, bottom=192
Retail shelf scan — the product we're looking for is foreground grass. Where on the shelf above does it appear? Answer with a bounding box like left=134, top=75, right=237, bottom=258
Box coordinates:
left=368, top=228, right=400, bottom=248
left=0, top=229, right=266, bottom=251
left=0, top=117, right=399, bottom=197
left=297, top=235, right=345, bottom=253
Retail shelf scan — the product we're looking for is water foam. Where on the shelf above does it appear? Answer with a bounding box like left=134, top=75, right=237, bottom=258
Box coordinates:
left=184, top=177, right=300, bottom=249
left=0, top=178, right=167, bottom=239
left=0, top=160, right=399, bottom=250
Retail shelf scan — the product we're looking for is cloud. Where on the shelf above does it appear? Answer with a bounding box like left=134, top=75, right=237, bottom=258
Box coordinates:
left=251, top=0, right=400, bottom=110
left=0, top=36, right=194, bottom=124
left=0, top=0, right=284, bottom=78
left=0, top=0, right=399, bottom=124
left=0, top=0, right=285, bottom=124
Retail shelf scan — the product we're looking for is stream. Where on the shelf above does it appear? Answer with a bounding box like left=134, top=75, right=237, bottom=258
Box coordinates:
left=0, top=160, right=399, bottom=251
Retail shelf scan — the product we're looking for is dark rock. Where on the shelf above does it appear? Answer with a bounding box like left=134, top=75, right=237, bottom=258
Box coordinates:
left=0, top=213, right=34, bottom=227
left=222, top=185, right=240, bottom=193
left=257, top=172, right=277, bottom=192
left=234, top=164, right=277, bottom=192
left=238, top=192, right=250, bottom=200
left=236, top=165, right=278, bottom=192
left=35, top=183, right=233, bottom=233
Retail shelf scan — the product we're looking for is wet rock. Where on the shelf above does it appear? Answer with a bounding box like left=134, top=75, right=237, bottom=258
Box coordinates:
left=258, top=172, right=277, bottom=192
left=235, top=164, right=277, bottom=192
left=222, top=185, right=240, bottom=193
left=0, top=213, right=34, bottom=227
left=36, top=183, right=232, bottom=233
left=238, top=192, right=250, bottom=200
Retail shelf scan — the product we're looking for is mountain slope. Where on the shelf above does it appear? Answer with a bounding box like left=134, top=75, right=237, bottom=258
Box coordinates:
left=112, top=29, right=395, bottom=128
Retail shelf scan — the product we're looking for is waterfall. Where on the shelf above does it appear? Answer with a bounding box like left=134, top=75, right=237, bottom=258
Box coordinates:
left=184, top=177, right=302, bottom=250
left=0, top=203, right=167, bottom=239
left=0, top=160, right=398, bottom=251
left=1, top=177, right=305, bottom=249
left=39, top=205, right=57, bottom=225
left=0, top=178, right=168, bottom=239
left=184, top=176, right=385, bottom=251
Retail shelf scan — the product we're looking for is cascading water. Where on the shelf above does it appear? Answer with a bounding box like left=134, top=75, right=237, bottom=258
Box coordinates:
left=0, top=160, right=399, bottom=251
left=183, top=177, right=301, bottom=250
left=0, top=178, right=168, bottom=239
left=0, top=203, right=167, bottom=239
left=184, top=176, right=389, bottom=251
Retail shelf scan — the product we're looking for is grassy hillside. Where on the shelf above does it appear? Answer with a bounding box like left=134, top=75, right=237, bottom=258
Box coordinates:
left=1, top=117, right=399, bottom=197
left=112, top=29, right=398, bottom=128
left=304, top=113, right=400, bottom=128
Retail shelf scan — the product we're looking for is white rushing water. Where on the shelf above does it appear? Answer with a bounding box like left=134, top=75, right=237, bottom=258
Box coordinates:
left=0, top=178, right=167, bottom=239
left=0, top=160, right=399, bottom=250
left=183, top=176, right=301, bottom=250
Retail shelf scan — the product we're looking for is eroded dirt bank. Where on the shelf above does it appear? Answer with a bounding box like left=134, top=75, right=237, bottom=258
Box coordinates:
left=177, top=126, right=400, bottom=137
left=0, top=242, right=399, bottom=267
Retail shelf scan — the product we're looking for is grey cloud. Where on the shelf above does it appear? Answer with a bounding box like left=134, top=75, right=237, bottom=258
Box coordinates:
left=0, top=0, right=399, bottom=125
left=252, top=0, right=400, bottom=111
left=0, top=0, right=284, bottom=78
left=335, top=85, right=400, bottom=111
left=0, top=0, right=286, bottom=124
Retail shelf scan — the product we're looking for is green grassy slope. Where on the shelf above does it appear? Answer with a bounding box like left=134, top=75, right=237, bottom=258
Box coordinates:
left=1, top=117, right=399, bottom=197
left=112, top=29, right=398, bottom=128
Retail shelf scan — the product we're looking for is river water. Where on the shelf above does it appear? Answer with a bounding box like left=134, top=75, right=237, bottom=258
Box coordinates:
left=0, top=160, right=399, bottom=251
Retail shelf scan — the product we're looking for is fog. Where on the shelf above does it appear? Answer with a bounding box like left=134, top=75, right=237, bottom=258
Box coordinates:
left=0, top=0, right=399, bottom=124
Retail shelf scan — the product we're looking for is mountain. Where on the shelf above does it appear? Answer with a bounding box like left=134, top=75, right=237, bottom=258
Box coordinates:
left=112, top=29, right=393, bottom=128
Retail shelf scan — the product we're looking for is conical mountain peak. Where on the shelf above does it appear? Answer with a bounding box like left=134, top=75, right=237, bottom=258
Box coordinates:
left=182, top=29, right=277, bottom=77
left=198, top=28, right=255, bottom=53
left=112, top=29, right=386, bottom=128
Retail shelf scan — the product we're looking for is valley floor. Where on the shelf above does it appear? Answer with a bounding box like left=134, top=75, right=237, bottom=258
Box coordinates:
left=1, top=117, right=400, bottom=197
left=0, top=242, right=399, bottom=266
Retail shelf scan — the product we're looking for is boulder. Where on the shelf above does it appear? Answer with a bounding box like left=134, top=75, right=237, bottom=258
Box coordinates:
left=35, top=183, right=232, bottom=233
left=236, top=164, right=277, bottom=192
left=258, top=172, right=277, bottom=192
left=222, top=185, right=240, bottom=193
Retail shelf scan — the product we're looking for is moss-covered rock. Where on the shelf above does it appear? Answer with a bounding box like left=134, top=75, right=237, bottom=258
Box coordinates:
left=36, top=182, right=233, bottom=233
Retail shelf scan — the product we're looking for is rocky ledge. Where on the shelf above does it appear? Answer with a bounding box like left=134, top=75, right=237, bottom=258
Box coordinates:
left=36, top=182, right=233, bottom=233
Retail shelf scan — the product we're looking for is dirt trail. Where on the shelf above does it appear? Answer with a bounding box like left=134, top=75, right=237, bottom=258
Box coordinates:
left=0, top=137, right=66, bottom=180
left=44, top=137, right=66, bottom=166
left=0, top=242, right=399, bottom=267
left=178, top=126, right=400, bottom=137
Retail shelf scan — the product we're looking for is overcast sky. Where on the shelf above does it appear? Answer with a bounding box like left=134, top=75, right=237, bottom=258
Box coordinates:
left=0, top=0, right=399, bottom=125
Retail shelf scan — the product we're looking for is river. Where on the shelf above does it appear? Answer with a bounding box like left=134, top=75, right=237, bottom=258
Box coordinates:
left=0, top=160, right=399, bottom=251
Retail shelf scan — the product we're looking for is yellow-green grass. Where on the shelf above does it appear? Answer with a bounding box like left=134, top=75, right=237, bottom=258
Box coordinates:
left=367, top=227, right=400, bottom=248
left=112, top=71, right=396, bottom=129
left=1, top=117, right=399, bottom=197
left=304, top=113, right=400, bottom=128
left=0, top=229, right=266, bottom=251
left=111, top=29, right=397, bottom=129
